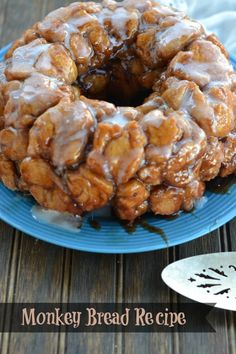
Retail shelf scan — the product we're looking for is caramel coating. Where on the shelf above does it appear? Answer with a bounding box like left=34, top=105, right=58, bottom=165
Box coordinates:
left=161, top=77, right=236, bottom=138
left=167, top=39, right=234, bottom=88
left=221, top=133, right=236, bottom=177
left=136, top=16, right=203, bottom=67
left=88, top=120, right=146, bottom=184
left=200, top=137, right=224, bottom=181
left=0, top=128, right=28, bottom=161
left=0, top=154, right=18, bottom=190
left=150, top=181, right=205, bottom=215
left=21, top=157, right=79, bottom=214
left=5, top=39, right=78, bottom=84
left=28, top=98, right=95, bottom=167
left=66, top=164, right=114, bottom=212
left=0, top=0, right=235, bottom=221
left=4, top=73, right=74, bottom=129
left=114, top=179, right=149, bottom=220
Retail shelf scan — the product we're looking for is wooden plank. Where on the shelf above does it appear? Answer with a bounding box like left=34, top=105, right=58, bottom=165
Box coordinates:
left=42, top=0, right=74, bottom=14
left=0, top=0, right=43, bottom=46
left=65, top=251, right=117, bottom=354
left=0, top=0, right=65, bottom=353
left=0, top=0, right=24, bottom=350
left=228, top=219, right=236, bottom=250
left=0, top=0, right=8, bottom=45
left=0, top=224, right=18, bottom=352
left=122, top=250, right=174, bottom=354
left=227, top=220, right=236, bottom=354
left=5, top=236, right=65, bottom=354
left=0, top=223, right=16, bottom=303
left=176, top=230, right=229, bottom=354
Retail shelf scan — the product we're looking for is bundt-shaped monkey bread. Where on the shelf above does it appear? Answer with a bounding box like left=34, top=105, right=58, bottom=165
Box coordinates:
left=0, top=0, right=236, bottom=221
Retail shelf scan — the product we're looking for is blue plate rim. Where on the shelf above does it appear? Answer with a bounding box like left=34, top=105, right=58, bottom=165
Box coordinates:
left=1, top=196, right=235, bottom=254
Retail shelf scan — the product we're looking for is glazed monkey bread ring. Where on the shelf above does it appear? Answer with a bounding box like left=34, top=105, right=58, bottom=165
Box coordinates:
left=0, top=0, right=236, bottom=221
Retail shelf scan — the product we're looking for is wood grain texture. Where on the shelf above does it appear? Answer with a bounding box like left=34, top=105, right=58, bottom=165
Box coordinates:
left=122, top=250, right=174, bottom=354
left=0, top=0, right=67, bottom=353
left=0, top=0, right=235, bottom=353
left=65, top=251, right=117, bottom=354
left=5, top=237, right=65, bottom=354
left=176, top=230, right=229, bottom=354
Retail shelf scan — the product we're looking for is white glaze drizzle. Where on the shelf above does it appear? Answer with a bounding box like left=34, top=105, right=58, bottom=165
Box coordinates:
left=31, top=205, right=82, bottom=232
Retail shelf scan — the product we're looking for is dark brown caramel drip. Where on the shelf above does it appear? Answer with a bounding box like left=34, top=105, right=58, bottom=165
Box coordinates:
left=207, top=175, right=236, bottom=194
left=138, top=219, right=168, bottom=245
left=119, top=217, right=168, bottom=245
left=119, top=220, right=138, bottom=234
left=88, top=218, right=101, bottom=230
left=87, top=215, right=168, bottom=245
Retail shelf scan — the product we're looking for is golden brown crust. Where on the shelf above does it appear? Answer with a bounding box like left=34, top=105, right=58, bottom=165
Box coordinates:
left=220, top=133, right=236, bottom=177
left=66, top=164, right=114, bottom=212
left=0, top=0, right=235, bottom=220
left=28, top=98, right=95, bottom=167
left=200, top=137, right=224, bottom=181
left=114, top=179, right=149, bottom=220
left=0, top=154, right=18, bottom=190
left=20, top=157, right=80, bottom=214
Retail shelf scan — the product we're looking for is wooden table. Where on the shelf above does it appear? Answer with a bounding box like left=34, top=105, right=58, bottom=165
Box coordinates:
left=0, top=0, right=235, bottom=353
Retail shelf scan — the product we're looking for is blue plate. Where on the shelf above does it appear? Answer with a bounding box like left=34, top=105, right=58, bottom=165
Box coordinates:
left=0, top=44, right=236, bottom=254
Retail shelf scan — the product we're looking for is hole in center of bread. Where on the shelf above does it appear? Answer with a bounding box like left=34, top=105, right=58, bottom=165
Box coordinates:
left=76, top=58, right=153, bottom=107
